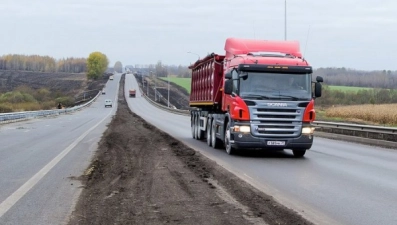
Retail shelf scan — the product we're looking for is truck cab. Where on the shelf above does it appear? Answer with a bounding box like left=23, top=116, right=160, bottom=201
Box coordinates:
left=189, top=38, right=323, bottom=157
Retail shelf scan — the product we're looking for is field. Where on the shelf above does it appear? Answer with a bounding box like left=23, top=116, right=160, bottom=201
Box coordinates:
left=327, top=85, right=375, bottom=92
left=160, top=77, right=191, bottom=93
left=325, top=104, right=397, bottom=126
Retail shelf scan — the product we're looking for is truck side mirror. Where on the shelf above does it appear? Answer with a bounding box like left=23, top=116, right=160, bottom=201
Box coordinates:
left=316, top=76, right=323, bottom=83
left=225, top=72, right=232, bottom=79
left=224, top=80, right=233, bottom=94
left=314, top=82, right=322, bottom=98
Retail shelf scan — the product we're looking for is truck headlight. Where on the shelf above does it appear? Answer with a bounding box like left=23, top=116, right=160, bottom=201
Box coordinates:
left=234, top=126, right=250, bottom=133
left=302, top=127, right=315, bottom=134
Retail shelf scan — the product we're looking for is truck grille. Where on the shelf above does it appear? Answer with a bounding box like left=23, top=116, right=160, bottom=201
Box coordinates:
left=249, top=102, right=305, bottom=138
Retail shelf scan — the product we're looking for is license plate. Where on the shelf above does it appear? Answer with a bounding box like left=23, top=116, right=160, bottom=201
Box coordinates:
left=267, top=141, right=285, bottom=146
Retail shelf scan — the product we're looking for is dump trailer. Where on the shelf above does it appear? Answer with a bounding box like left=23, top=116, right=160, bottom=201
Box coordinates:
left=129, top=89, right=136, bottom=98
left=189, top=38, right=323, bottom=157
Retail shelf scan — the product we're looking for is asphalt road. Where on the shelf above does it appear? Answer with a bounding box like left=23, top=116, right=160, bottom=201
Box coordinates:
left=0, top=74, right=120, bottom=225
left=125, top=74, right=397, bottom=225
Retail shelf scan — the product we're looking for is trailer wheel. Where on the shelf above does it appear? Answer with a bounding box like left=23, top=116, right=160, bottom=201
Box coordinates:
left=191, top=113, right=195, bottom=139
left=211, top=119, right=222, bottom=149
left=206, top=118, right=212, bottom=146
left=196, top=115, right=204, bottom=140
left=292, top=149, right=306, bottom=158
left=225, top=122, right=236, bottom=155
left=191, top=112, right=197, bottom=139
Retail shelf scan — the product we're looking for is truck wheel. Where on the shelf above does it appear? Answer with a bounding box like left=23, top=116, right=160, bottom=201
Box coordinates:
left=211, top=119, right=222, bottom=149
left=206, top=118, right=212, bottom=146
left=191, top=114, right=196, bottom=139
left=292, top=149, right=306, bottom=158
left=194, top=114, right=199, bottom=139
left=224, top=122, right=236, bottom=155
left=196, top=115, right=204, bottom=140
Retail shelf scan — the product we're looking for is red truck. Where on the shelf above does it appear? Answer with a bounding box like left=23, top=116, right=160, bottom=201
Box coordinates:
left=189, top=38, right=323, bottom=157
left=129, top=89, right=136, bottom=98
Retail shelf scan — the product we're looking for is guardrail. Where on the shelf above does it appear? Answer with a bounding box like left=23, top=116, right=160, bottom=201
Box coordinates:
left=313, top=121, right=397, bottom=143
left=0, top=91, right=101, bottom=124
left=312, top=121, right=397, bottom=135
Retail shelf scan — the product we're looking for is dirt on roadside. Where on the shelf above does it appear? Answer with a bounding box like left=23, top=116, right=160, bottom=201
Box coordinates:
left=67, top=75, right=313, bottom=225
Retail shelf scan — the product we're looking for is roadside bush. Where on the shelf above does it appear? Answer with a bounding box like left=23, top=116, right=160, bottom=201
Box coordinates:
left=41, top=100, right=57, bottom=110
left=0, top=86, right=74, bottom=112
left=35, top=88, right=51, bottom=101
left=0, top=103, right=13, bottom=113
left=55, top=96, right=74, bottom=107
left=0, top=91, right=36, bottom=104
left=12, top=102, right=42, bottom=112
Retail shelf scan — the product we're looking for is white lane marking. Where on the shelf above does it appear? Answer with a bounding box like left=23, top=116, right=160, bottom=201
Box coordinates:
left=0, top=109, right=113, bottom=218
left=243, top=173, right=253, bottom=180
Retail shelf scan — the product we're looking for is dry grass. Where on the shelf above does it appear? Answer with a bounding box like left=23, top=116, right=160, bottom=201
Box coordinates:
left=0, top=101, right=56, bottom=113
left=325, top=104, right=397, bottom=126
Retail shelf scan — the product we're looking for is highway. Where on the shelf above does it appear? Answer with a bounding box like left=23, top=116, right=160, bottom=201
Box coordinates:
left=125, top=74, right=397, bottom=225
left=0, top=74, right=120, bottom=225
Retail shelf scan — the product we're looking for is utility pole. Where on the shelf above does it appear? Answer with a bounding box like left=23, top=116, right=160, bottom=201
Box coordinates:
left=285, top=0, right=287, bottom=40
left=167, top=73, right=170, bottom=107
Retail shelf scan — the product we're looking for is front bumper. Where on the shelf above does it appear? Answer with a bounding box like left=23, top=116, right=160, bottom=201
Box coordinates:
left=230, top=132, right=313, bottom=150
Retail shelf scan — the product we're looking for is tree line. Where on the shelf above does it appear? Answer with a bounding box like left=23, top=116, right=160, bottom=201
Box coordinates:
left=314, top=67, right=397, bottom=89
left=0, top=54, right=87, bottom=73
left=133, top=61, right=191, bottom=78
left=0, top=53, right=111, bottom=80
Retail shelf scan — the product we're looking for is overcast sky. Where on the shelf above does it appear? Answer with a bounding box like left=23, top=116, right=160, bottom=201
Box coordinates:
left=1, top=0, right=397, bottom=70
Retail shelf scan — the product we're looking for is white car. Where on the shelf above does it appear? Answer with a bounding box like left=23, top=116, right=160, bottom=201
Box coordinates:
left=104, top=99, right=113, bottom=108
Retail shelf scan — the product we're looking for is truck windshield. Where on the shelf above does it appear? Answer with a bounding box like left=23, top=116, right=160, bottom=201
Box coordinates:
left=239, top=72, right=312, bottom=100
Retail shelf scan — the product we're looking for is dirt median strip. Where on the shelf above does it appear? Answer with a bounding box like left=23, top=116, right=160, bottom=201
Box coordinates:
left=67, top=74, right=313, bottom=225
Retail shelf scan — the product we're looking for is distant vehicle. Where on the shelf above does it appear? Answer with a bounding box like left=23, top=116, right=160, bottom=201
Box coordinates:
left=189, top=37, right=323, bottom=157
left=109, top=76, right=114, bottom=80
left=104, top=99, right=113, bottom=108
left=129, top=89, right=136, bottom=98
left=102, top=89, right=106, bottom=95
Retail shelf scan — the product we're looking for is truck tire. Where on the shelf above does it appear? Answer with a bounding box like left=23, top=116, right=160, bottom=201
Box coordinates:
left=206, top=118, right=212, bottom=146
left=211, top=119, right=222, bottom=149
left=225, top=122, right=236, bottom=155
left=191, top=113, right=196, bottom=139
left=196, top=115, right=204, bottom=140
left=292, top=149, right=306, bottom=158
